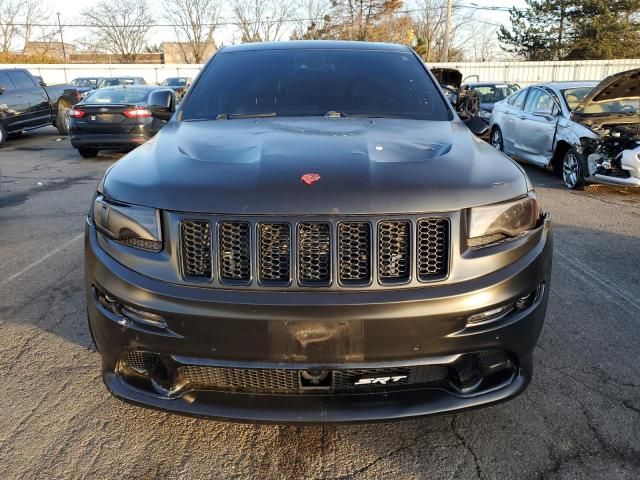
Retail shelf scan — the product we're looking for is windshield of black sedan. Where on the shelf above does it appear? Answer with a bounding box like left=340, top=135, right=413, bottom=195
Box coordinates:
left=181, top=49, right=450, bottom=121
left=84, top=88, right=151, bottom=104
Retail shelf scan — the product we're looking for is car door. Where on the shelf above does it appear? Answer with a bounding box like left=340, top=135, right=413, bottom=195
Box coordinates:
left=499, top=88, right=528, bottom=156
left=0, top=72, right=21, bottom=132
left=514, top=87, right=560, bottom=165
left=7, top=70, right=50, bottom=128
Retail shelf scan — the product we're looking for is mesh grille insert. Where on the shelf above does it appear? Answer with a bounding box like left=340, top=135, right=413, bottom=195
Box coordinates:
left=181, top=221, right=212, bottom=279
left=258, top=223, right=291, bottom=283
left=219, top=222, right=251, bottom=282
left=298, top=223, right=331, bottom=284
left=378, top=221, right=410, bottom=283
left=417, top=218, right=449, bottom=281
left=179, top=366, right=299, bottom=394
left=338, top=222, right=371, bottom=284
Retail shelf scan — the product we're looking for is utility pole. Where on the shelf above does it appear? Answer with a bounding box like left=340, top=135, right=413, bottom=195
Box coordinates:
left=57, top=12, right=67, bottom=62
left=442, top=0, right=453, bottom=62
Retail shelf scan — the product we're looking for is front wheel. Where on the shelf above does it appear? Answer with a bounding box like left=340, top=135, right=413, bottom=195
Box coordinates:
left=55, top=99, right=71, bottom=135
left=78, top=148, right=98, bottom=158
left=490, top=127, right=504, bottom=152
left=0, top=123, right=6, bottom=147
left=562, top=148, right=587, bottom=189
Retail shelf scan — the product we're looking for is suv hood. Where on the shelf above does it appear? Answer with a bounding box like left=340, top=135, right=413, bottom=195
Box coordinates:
left=101, top=117, right=528, bottom=215
left=571, top=68, right=640, bottom=127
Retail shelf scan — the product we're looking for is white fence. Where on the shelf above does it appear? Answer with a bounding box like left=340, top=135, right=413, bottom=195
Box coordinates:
left=2, top=58, right=640, bottom=86
left=430, top=59, right=640, bottom=86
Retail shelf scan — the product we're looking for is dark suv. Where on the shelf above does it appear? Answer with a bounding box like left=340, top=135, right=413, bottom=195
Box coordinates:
left=85, top=41, right=552, bottom=423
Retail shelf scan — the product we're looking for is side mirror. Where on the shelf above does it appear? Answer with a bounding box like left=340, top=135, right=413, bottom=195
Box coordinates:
left=39, top=80, right=47, bottom=87
left=147, top=90, right=175, bottom=121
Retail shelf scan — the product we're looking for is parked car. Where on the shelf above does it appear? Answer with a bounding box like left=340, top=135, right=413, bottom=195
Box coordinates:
left=0, top=68, right=80, bottom=146
left=461, top=82, right=520, bottom=124
left=71, top=77, right=105, bottom=96
left=430, top=67, right=488, bottom=137
left=160, top=76, right=192, bottom=98
left=97, top=77, right=147, bottom=89
left=85, top=41, right=551, bottom=423
left=490, top=70, right=640, bottom=189
left=68, top=85, right=176, bottom=158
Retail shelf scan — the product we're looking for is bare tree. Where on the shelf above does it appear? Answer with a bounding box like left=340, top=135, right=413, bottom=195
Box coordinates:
left=232, top=0, right=296, bottom=43
left=466, top=25, right=499, bottom=62
left=81, top=0, right=154, bottom=63
left=291, top=0, right=332, bottom=40
left=162, top=0, right=221, bottom=63
left=332, top=0, right=403, bottom=41
left=0, top=0, right=21, bottom=52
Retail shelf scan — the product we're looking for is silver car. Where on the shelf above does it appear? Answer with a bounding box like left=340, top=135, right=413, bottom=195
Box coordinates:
left=489, top=72, right=640, bottom=189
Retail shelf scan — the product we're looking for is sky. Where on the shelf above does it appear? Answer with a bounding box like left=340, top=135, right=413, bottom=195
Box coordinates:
left=45, top=0, right=527, bottom=50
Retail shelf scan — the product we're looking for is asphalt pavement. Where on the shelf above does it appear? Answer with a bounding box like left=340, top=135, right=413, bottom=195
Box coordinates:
left=0, top=127, right=638, bottom=480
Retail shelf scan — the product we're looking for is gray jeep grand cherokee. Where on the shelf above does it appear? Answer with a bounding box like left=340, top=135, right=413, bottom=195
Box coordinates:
left=85, top=41, right=552, bottom=423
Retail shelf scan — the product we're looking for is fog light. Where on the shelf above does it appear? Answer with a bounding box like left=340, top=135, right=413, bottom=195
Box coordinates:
left=467, top=303, right=513, bottom=326
left=121, top=305, right=167, bottom=329
left=95, top=287, right=167, bottom=330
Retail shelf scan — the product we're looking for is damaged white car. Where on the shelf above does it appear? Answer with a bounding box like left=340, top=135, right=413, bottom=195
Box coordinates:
left=490, top=68, right=640, bottom=189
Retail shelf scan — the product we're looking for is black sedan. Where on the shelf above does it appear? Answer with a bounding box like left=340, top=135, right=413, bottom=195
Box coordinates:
left=69, top=85, right=176, bottom=158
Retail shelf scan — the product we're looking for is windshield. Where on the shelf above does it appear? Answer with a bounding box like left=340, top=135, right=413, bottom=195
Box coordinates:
left=162, top=78, right=186, bottom=86
left=181, top=49, right=450, bottom=121
left=562, top=87, right=593, bottom=110
left=468, top=84, right=518, bottom=103
left=72, top=78, right=97, bottom=88
left=84, top=88, right=150, bottom=104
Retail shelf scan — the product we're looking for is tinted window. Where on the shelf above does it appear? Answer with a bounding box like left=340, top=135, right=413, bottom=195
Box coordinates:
left=182, top=49, right=450, bottom=121
left=525, top=89, right=557, bottom=115
left=512, top=89, right=528, bottom=109
left=72, top=78, right=98, bottom=88
left=8, top=71, right=36, bottom=89
left=469, top=84, right=518, bottom=102
left=0, top=72, right=15, bottom=91
left=84, top=88, right=151, bottom=104
left=561, top=87, right=594, bottom=111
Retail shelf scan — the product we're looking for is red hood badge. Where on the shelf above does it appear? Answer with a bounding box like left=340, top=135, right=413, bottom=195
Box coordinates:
left=301, top=173, right=321, bottom=185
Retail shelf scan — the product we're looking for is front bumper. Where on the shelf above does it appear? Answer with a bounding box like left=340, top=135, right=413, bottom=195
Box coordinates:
left=85, top=216, right=552, bottom=423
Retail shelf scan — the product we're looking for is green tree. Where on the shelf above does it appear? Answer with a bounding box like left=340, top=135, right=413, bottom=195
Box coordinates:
left=566, top=0, right=640, bottom=59
left=498, top=0, right=576, bottom=61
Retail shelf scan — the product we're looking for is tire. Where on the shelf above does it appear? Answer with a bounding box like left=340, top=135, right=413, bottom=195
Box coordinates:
left=490, top=126, right=504, bottom=152
left=0, top=123, right=6, bottom=147
left=562, top=148, right=587, bottom=190
left=78, top=148, right=99, bottom=158
left=55, top=99, right=71, bottom=135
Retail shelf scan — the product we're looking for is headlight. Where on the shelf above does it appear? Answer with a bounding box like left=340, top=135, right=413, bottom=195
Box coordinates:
left=479, top=110, right=491, bottom=120
left=93, top=194, right=162, bottom=251
left=468, top=192, right=540, bottom=247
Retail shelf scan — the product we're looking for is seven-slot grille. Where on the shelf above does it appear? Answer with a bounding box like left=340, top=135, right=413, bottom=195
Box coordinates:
left=180, top=217, right=450, bottom=287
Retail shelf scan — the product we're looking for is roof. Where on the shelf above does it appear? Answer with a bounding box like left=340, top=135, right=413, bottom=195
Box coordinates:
left=220, top=40, right=409, bottom=54
left=531, top=81, right=598, bottom=89
left=95, top=85, right=162, bottom=91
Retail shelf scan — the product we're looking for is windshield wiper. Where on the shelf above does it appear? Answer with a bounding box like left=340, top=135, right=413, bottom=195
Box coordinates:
left=216, top=112, right=277, bottom=120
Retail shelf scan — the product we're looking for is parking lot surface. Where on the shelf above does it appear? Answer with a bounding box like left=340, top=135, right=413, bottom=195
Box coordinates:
left=1, top=128, right=639, bottom=480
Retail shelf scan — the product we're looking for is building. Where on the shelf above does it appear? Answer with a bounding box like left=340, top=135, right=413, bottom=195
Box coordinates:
left=23, top=41, right=77, bottom=60
left=162, top=42, right=216, bottom=64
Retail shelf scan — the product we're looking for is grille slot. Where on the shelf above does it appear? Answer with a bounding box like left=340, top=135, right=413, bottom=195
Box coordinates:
left=219, top=222, right=251, bottom=282
left=179, top=366, right=299, bottom=394
left=258, top=223, right=291, bottom=283
left=298, top=223, right=331, bottom=284
left=178, top=216, right=452, bottom=288
left=378, top=221, right=411, bottom=283
left=338, top=222, right=371, bottom=284
left=417, top=218, right=450, bottom=281
left=181, top=221, right=212, bottom=279
left=176, top=364, right=450, bottom=394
